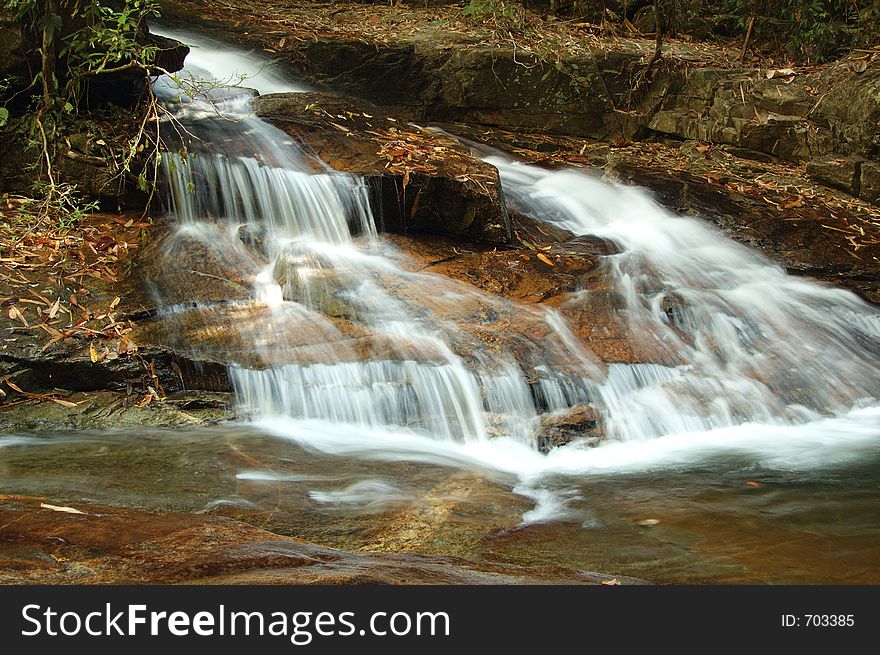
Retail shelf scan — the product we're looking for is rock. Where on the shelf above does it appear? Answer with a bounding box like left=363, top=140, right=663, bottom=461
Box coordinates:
left=537, top=405, right=603, bottom=452
left=0, top=390, right=235, bottom=432
left=254, top=91, right=513, bottom=244
left=632, top=5, right=661, bottom=33
left=806, top=154, right=865, bottom=196
left=860, top=160, right=880, bottom=205
left=814, top=67, right=880, bottom=157
left=0, top=494, right=637, bottom=584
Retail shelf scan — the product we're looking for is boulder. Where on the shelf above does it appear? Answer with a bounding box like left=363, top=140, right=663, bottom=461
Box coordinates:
left=806, top=154, right=864, bottom=196
left=254, top=91, right=513, bottom=243
left=537, top=405, right=603, bottom=452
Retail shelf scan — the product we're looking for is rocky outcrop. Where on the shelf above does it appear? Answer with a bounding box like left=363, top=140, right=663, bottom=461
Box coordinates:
left=647, top=62, right=880, bottom=206
left=254, top=92, right=513, bottom=243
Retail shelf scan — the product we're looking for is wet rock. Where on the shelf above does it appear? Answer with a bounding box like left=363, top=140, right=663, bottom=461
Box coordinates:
left=806, top=154, right=864, bottom=196
left=446, top=122, right=880, bottom=304
left=254, top=91, right=513, bottom=243
left=537, top=405, right=603, bottom=452
left=0, top=390, right=234, bottom=432
left=0, top=495, right=636, bottom=584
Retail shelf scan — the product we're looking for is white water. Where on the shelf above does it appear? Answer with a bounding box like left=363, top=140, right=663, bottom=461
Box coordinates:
left=152, top=26, right=600, bottom=450
left=152, top=28, right=880, bottom=524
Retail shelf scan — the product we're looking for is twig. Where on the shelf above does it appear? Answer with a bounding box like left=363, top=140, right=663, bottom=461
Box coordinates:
left=739, top=3, right=758, bottom=62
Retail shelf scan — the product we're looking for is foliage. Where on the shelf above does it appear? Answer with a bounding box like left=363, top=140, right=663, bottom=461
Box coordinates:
left=461, top=0, right=534, bottom=33
left=0, top=78, right=9, bottom=126
left=1, top=0, right=164, bottom=227
left=708, top=0, right=880, bottom=61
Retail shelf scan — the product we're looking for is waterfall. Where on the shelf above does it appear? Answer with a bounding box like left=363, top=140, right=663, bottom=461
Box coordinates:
left=486, top=158, right=880, bottom=441
left=151, top=27, right=598, bottom=448
left=149, top=27, right=879, bottom=500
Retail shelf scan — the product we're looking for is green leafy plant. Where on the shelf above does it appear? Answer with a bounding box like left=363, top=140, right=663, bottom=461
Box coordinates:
left=461, top=0, right=532, bottom=33
left=709, top=0, right=879, bottom=61
left=1, top=0, right=166, bottom=227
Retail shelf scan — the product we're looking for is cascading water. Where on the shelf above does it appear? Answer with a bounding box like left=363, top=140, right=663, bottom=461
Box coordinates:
left=149, top=27, right=880, bottom=525
left=486, top=157, right=880, bottom=440
left=151, top=27, right=600, bottom=449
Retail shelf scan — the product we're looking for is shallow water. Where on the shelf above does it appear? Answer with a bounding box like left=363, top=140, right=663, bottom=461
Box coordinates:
left=2, top=424, right=878, bottom=583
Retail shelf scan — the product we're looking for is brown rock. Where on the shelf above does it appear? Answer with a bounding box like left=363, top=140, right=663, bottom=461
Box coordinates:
left=0, top=495, right=634, bottom=584
left=253, top=92, right=513, bottom=244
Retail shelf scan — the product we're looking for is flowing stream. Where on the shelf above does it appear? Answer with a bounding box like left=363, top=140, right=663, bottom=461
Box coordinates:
left=2, top=27, right=879, bottom=583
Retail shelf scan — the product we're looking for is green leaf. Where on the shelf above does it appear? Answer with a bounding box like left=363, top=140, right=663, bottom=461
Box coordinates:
left=0, top=107, right=9, bottom=127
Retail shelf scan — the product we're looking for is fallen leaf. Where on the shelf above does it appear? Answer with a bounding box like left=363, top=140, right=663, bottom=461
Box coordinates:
left=9, top=305, right=29, bottom=327
left=40, top=502, right=86, bottom=515
left=536, top=253, right=555, bottom=266
left=48, top=397, right=78, bottom=408
left=601, top=578, right=621, bottom=586
left=638, top=519, right=660, bottom=526
left=766, top=67, right=796, bottom=79
left=745, top=481, right=761, bottom=488
left=47, top=297, right=60, bottom=319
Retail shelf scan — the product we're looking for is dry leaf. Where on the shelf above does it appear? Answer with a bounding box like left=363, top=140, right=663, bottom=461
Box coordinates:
left=601, top=578, right=621, bottom=586
left=766, top=68, right=796, bottom=79
left=9, top=305, right=29, bottom=327
left=47, top=297, right=60, bottom=319
left=40, top=502, right=86, bottom=515
left=89, top=341, right=99, bottom=363
left=49, top=397, right=78, bottom=408
left=536, top=253, right=555, bottom=266
left=745, top=481, right=761, bottom=488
